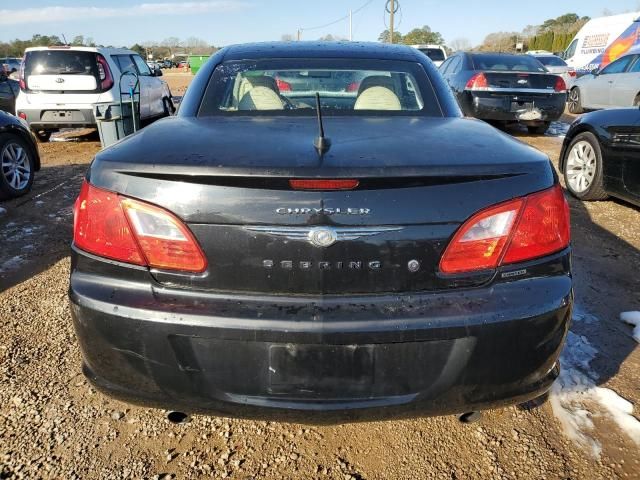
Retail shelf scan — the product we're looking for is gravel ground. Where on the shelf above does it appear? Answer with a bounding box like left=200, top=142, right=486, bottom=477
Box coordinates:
left=1, top=76, right=639, bottom=479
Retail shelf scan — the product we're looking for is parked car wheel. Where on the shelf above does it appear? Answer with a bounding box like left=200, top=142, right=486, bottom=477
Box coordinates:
left=567, top=88, right=583, bottom=114
left=527, top=122, right=550, bottom=135
left=163, top=97, right=176, bottom=116
left=33, top=130, right=52, bottom=143
left=0, top=133, right=35, bottom=200
left=563, top=132, right=607, bottom=201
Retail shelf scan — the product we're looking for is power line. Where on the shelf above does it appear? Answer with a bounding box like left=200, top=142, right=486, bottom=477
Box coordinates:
left=299, top=0, right=375, bottom=33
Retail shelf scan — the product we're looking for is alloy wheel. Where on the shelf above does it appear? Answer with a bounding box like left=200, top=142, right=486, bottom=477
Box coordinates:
left=565, top=140, right=596, bottom=193
left=568, top=89, right=580, bottom=113
left=1, top=141, right=31, bottom=191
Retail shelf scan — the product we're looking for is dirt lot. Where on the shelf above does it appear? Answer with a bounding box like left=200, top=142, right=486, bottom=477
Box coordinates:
left=1, top=74, right=639, bottom=479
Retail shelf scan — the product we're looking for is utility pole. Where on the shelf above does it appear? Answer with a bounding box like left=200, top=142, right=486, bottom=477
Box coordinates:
left=389, top=0, right=395, bottom=43
left=349, top=9, right=353, bottom=41
left=297, top=29, right=301, bottom=41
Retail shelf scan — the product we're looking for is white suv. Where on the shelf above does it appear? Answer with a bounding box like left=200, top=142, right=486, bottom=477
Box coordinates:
left=410, top=44, right=448, bottom=67
left=16, top=46, right=174, bottom=141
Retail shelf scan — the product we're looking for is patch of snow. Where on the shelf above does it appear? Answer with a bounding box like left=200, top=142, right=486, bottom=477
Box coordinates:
left=0, top=206, right=6, bottom=216
left=545, top=121, right=571, bottom=138
left=35, top=200, right=44, bottom=206
left=620, top=311, right=640, bottom=343
left=550, top=312, right=640, bottom=457
left=0, top=255, right=24, bottom=273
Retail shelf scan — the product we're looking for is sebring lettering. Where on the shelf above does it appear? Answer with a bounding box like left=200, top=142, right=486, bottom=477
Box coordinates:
left=275, top=207, right=371, bottom=215
left=263, top=260, right=382, bottom=270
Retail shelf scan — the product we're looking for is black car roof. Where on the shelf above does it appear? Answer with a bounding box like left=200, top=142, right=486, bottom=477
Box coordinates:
left=221, top=41, right=422, bottom=61
left=468, top=52, right=532, bottom=58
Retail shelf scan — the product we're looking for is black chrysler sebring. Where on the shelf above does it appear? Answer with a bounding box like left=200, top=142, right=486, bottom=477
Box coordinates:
left=70, top=42, right=572, bottom=422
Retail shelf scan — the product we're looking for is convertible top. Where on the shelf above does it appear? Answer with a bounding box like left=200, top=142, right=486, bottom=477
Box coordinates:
left=221, top=41, right=424, bottom=62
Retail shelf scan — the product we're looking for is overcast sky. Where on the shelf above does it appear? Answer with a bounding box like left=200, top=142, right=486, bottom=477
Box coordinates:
left=1, top=0, right=639, bottom=47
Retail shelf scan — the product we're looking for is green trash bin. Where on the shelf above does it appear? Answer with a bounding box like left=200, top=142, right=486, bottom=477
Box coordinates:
left=94, top=102, right=139, bottom=148
left=188, top=55, right=210, bottom=75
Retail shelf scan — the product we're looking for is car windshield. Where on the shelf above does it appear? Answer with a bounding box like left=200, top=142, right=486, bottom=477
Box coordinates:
left=199, top=58, right=437, bottom=117
left=535, top=56, right=567, bottom=67
left=418, top=48, right=445, bottom=62
left=472, top=54, right=547, bottom=72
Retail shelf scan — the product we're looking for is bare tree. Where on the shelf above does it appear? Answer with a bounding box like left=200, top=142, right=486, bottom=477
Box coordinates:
left=450, top=37, right=471, bottom=51
left=161, top=37, right=181, bottom=58
left=477, top=32, right=520, bottom=52
left=182, top=37, right=210, bottom=55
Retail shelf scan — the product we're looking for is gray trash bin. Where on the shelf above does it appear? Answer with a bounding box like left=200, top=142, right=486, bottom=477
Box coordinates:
left=94, top=102, right=139, bottom=148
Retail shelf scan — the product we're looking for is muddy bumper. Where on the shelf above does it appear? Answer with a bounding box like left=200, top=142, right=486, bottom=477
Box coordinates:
left=463, top=91, right=566, bottom=124
left=69, top=252, right=571, bottom=422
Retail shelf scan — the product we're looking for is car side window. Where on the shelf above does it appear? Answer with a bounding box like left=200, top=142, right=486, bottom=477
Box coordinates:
left=113, top=55, right=137, bottom=75
left=132, top=55, right=152, bottom=76
left=564, top=39, right=578, bottom=60
left=627, top=56, right=640, bottom=73
left=600, top=56, right=634, bottom=75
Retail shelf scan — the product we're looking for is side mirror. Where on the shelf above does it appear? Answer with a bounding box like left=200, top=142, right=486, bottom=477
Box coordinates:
left=591, top=68, right=600, bottom=76
left=154, top=69, right=163, bottom=77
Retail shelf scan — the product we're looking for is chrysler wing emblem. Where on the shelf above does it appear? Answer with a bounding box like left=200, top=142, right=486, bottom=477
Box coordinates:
left=245, top=226, right=403, bottom=248
left=55, top=77, right=65, bottom=83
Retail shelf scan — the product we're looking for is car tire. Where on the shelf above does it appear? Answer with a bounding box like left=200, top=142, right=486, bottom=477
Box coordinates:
left=163, top=97, right=176, bottom=116
left=567, top=88, right=583, bottom=114
left=527, top=122, right=550, bottom=135
left=33, top=130, right=52, bottom=143
left=0, top=133, right=36, bottom=200
left=562, top=132, right=608, bottom=201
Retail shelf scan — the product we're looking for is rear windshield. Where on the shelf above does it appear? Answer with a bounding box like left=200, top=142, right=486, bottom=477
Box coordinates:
left=471, top=54, right=546, bottom=72
left=418, top=48, right=445, bottom=62
left=535, top=56, right=567, bottom=67
left=199, top=59, right=441, bottom=117
left=24, top=50, right=99, bottom=77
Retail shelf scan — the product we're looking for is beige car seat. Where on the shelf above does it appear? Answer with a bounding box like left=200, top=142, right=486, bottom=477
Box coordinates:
left=236, top=75, right=284, bottom=111
left=354, top=75, right=401, bottom=111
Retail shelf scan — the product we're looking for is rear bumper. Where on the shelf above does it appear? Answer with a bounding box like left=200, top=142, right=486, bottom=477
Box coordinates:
left=17, top=108, right=95, bottom=130
left=69, top=250, right=572, bottom=422
left=462, top=91, right=566, bottom=124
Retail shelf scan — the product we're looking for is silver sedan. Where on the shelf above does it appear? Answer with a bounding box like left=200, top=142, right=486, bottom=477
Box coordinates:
left=568, top=52, right=640, bottom=113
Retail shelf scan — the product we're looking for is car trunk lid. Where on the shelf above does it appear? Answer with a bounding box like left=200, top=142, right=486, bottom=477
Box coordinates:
left=89, top=116, right=555, bottom=295
left=481, top=71, right=559, bottom=91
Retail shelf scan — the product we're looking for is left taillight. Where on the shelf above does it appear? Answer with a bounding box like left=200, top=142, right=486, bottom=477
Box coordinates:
left=73, top=181, right=207, bottom=273
left=96, top=54, right=114, bottom=91
left=440, top=185, right=570, bottom=274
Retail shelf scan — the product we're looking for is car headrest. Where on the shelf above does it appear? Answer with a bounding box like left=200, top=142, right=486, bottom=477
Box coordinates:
left=357, top=75, right=396, bottom=95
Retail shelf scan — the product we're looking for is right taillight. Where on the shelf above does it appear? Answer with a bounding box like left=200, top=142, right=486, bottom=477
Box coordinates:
left=440, top=185, right=570, bottom=274
left=73, top=181, right=207, bottom=273
left=96, top=54, right=114, bottom=91
left=554, top=76, right=567, bottom=92
left=275, top=77, right=292, bottom=92
left=465, top=72, right=489, bottom=91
